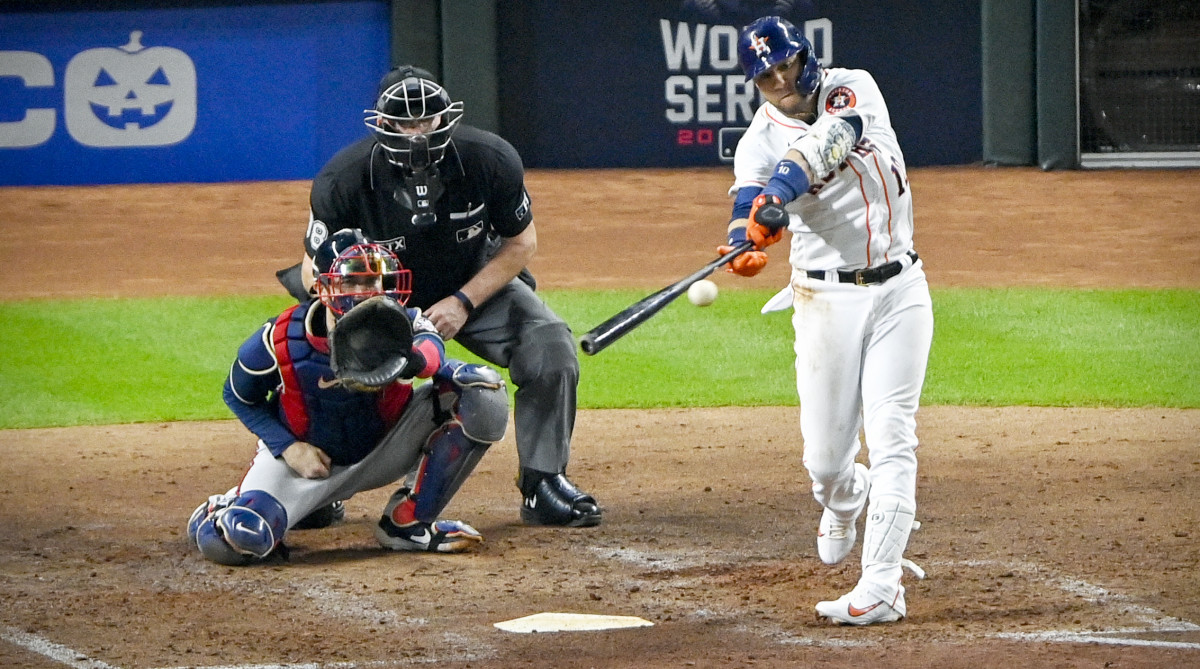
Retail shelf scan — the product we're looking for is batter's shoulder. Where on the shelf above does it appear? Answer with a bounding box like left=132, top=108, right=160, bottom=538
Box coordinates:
left=822, top=68, right=882, bottom=93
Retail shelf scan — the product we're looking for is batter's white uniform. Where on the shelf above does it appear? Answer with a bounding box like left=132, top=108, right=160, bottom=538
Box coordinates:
left=731, top=67, right=933, bottom=603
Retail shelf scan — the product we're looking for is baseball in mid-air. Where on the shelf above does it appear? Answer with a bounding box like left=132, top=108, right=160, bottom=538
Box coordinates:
left=687, top=279, right=718, bottom=307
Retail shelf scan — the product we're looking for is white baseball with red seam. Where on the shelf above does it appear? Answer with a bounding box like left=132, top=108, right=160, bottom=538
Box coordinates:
left=687, top=279, right=718, bottom=307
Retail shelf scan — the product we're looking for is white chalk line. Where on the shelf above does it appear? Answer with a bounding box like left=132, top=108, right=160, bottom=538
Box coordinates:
left=5, top=552, right=1198, bottom=668
left=1, top=624, right=121, bottom=669
left=595, top=548, right=1200, bottom=651
left=1, top=573, right=496, bottom=669
left=1, top=623, right=490, bottom=669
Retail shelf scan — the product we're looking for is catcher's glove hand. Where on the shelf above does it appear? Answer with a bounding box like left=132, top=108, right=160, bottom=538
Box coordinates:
left=329, top=295, right=418, bottom=391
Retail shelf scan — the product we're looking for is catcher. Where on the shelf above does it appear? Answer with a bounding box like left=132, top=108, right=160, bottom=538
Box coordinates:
left=187, top=232, right=508, bottom=565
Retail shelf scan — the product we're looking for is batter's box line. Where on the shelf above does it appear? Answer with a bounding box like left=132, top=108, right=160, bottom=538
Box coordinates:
left=0, top=624, right=484, bottom=669
left=995, top=630, right=1200, bottom=651
left=585, top=548, right=1200, bottom=650
left=936, top=558, right=1200, bottom=649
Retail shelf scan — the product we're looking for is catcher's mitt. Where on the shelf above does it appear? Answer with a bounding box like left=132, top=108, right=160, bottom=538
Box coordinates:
left=329, top=295, right=416, bottom=391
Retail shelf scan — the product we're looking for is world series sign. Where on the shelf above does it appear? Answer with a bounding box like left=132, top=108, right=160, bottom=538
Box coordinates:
left=659, top=17, right=833, bottom=163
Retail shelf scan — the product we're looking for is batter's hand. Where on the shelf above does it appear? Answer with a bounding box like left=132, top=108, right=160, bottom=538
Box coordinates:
left=282, top=441, right=332, bottom=479
left=718, top=244, right=768, bottom=277
left=747, top=221, right=784, bottom=250
left=749, top=194, right=789, bottom=236
left=425, top=295, right=470, bottom=340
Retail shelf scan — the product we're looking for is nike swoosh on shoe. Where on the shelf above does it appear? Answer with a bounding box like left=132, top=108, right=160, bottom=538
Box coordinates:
left=847, top=601, right=883, bottom=617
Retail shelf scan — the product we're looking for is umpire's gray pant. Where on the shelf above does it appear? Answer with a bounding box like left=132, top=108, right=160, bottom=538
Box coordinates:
left=454, top=278, right=578, bottom=474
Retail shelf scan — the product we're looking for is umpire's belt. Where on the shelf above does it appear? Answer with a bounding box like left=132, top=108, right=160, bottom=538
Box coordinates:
left=806, top=251, right=918, bottom=286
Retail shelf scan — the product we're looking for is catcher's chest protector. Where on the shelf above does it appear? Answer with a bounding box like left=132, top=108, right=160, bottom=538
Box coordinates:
left=272, top=304, right=409, bottom=465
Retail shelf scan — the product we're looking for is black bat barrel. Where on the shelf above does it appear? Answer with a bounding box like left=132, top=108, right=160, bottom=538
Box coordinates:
left=578, top=241, right=754, bottom=356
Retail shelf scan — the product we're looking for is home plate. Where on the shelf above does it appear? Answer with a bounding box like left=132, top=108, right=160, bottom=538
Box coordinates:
left=494, top=612, right=654, bottom=633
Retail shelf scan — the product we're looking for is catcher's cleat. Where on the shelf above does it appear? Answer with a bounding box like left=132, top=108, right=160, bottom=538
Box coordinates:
left=518, top=468, right=602, bottom=528
left=815, top=583, right=906, bottom=626
left=292, top=500, right=346, bottom=530
left=817, top=463, right=871, bottom=565
left=375, top=516, right=482, bottom=553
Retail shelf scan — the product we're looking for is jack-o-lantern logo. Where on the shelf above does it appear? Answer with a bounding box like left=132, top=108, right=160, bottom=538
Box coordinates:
left=64, top=31, right=196, bottom=147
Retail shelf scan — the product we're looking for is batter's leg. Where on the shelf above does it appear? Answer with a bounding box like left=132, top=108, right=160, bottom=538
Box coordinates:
left=857, top=266, right=933, bottom=592
left=791, top=274, right=872, bottom=515
left=859, top=266, right=933, bottom=504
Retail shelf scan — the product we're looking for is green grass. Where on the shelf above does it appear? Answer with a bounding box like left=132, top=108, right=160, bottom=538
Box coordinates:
left=1, top=288, right=1196, bottom=429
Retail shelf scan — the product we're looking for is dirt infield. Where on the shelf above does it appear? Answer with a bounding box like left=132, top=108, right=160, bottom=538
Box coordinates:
left=1, top=167, right=1199, bottom=668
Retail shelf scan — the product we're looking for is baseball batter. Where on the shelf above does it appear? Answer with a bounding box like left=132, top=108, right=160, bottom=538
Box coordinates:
left=186, top=238, right=509, bottom=564
left=296, top=66, right=601, bottom=528
left=719, top=16, right=934, bottom=625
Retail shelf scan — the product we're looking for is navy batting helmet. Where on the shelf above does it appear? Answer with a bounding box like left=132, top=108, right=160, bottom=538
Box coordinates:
left=738, top=16, right=821, bottom=97
left=365, top=67, right=464, bottom=171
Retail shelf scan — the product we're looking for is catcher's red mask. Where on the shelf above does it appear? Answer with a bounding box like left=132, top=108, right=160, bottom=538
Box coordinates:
left=317, top=243, right=411, bottom=316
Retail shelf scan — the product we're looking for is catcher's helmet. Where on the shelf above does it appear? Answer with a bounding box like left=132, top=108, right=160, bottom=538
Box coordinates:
left=365, top=67, right=463, bottom=171
left=317, top=243, right=412, bottom=316
left=738, top=16, right=821, bottom=97
left=312, top=227, right=368, bottom=285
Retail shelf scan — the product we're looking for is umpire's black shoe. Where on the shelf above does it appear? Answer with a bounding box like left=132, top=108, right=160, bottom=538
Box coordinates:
left=292, top=500, right=346, bottom=530
left=518, top=468, right=602, bottom=527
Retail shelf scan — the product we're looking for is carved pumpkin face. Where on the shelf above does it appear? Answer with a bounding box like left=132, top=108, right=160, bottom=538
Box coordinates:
left=86, top=59, right=178, bottom=130
left=64, top=31, right=196, bottom=147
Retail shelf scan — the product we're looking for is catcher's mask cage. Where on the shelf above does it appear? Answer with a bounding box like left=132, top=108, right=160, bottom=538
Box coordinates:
left=365, top=76, right=464, bottom=171
left=317, top=243, right=412, bottom=316
left=738, top=15, right=822, bottom=98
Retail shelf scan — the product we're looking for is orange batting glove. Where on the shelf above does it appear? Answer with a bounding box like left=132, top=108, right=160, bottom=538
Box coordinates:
left=718, top=226, right=768, bottom=277
left=747, top=194, right=786, bottom=249
left=719, top=245, right=769, bottom=277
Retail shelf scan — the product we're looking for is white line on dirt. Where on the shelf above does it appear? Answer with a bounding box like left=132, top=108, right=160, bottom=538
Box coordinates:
left=0, top=625, right=120, bottom=669
left=589, top=548, right=1200, bottom=651
left=941, top=559, right=1200, bottom=650
left=997, top=630, right=1200, bottom=650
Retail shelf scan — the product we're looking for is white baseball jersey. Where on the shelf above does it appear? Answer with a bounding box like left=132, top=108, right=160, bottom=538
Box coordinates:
left=730, top=68, right=913, bottom=273
left=729, top=66, right=933, bottom=610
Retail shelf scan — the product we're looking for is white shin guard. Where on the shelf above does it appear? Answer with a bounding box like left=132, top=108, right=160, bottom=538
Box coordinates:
left=860, top=495, right=916, bottom=593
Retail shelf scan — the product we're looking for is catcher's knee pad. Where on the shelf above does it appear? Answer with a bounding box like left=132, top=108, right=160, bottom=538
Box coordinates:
left=193, top=490, right=288, bottom=566
left=450, top=363, right=508, bottom=442
left=410, top=422, right=491, bottom=523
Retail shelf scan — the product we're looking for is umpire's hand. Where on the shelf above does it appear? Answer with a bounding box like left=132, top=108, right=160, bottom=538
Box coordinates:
left=282, top=441, right=332, bottom=479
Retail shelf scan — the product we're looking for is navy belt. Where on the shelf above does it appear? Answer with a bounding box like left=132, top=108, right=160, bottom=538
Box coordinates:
left=806, top=251, right=918, bottom=286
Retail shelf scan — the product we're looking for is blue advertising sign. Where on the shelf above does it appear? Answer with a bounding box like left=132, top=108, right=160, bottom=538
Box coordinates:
left=0, top=2, right=389, bottom=185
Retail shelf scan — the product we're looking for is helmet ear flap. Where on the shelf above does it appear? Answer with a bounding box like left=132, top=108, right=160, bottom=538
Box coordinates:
left=796, top=42, right=822, bottom=97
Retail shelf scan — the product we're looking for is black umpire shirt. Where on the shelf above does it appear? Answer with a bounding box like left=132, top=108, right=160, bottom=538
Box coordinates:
left=306, top=124, right=534, bottom=311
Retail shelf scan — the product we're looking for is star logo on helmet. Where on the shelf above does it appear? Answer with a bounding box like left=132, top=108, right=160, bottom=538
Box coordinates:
left=751, top=33, right=771, bottom=56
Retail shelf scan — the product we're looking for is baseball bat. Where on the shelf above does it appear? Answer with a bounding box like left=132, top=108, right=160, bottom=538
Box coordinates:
left=579, top=240, right=755, bottom=356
